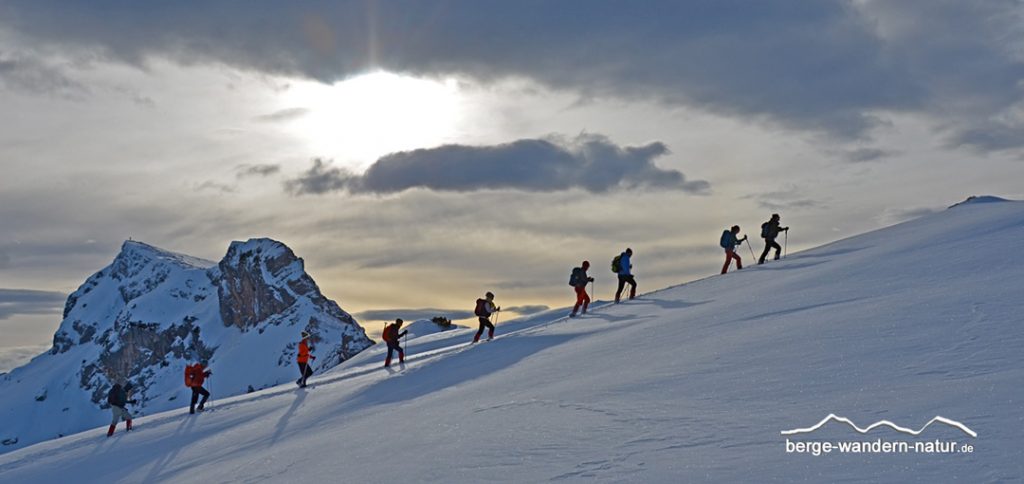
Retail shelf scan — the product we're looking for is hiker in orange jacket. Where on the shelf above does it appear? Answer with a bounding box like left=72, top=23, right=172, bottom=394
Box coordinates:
left=382, top=319, right=407, bottom=367
left=184, top=360, right=212, bottom=414
left=296, top=331, right=316, bottom=388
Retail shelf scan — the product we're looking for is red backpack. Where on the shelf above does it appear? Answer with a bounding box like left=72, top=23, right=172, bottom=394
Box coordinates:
left=381, top=324, right=395, bottom=343
left=183, top=365, right=196, bottom=387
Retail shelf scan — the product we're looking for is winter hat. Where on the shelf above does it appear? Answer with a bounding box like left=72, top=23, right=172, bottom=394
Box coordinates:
left=485, top=291, right=495, bottom=299
left=124, top=382, right=134, bottom=391
left=395, top=318, right=404, bottom=326
left=301, top=331, right=310, bottom=339
left=581, top=260, right=590, bottom=269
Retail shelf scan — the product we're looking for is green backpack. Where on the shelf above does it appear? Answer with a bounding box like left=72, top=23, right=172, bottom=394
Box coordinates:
left=611, top=255, right=622, bottom=273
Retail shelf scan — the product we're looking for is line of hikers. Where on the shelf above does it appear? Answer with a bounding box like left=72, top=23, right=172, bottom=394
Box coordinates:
left=103, top=213, right=792, bottom=435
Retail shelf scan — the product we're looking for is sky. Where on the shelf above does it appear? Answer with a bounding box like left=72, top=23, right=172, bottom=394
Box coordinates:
left=2, top=0, right=1024, bottom=371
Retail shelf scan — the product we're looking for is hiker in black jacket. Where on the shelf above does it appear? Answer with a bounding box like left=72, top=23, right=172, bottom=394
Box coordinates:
left=106, top=382, right=137, bottom=437
left=758, top=214, right=789, bottom=264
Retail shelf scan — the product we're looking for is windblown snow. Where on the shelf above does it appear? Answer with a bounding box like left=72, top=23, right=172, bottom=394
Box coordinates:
left=0, top=198, right=1021, bottom=482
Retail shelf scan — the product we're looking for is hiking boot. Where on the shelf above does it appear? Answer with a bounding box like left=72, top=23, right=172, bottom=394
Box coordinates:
left=107, top=425, right=116, bottom=437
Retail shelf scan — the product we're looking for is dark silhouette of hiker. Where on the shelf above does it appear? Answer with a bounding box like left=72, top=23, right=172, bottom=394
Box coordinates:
left=758, top=213, right=789, bottom=264
left=382, top=319, right=408, bottom=367
left=473, top=292, right=500, bottom=342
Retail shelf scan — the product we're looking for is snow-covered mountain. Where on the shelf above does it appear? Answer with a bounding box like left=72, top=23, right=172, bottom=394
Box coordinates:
left=0, top=238, right=373, bottom=453
left=0, top=198, right=1021, bottom=482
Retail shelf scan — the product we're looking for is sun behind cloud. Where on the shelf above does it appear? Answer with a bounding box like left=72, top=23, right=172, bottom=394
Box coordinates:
left=280, top=71, right=464, bottom=168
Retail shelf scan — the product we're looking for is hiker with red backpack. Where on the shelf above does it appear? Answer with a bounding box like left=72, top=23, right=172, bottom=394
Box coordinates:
left=106, top=382, right=136, bottom=437
left=720, top=225, right=747, bottom=274
left=613, top=248, right=636, bottom=303
left=296, top=331, right=316, bottom=387
left=473, top=292, right=500, bottom=343
left=184, top=360, right=212, bottom=414
left=758, top=213, right=789, bottom=264
left=569, top=261, right=594, bottom=317
left=382, top=318, right=408, bottom=367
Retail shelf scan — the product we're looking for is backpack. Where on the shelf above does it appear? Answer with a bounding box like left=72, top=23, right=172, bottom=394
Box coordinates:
left=382, top=324, right=395, bottom=343
left=761, top=222, right=770, bottom=238
left=107, top=384, right=120, bottom=406
left=569, top=267, right=583, bottom=286
left=720, top=230, right=732, bottom=249
left=611, top=255, right=622, bottom=273
left=474, top=298, right=488, bottom=317
left=183, top=365, right=196, bottom=387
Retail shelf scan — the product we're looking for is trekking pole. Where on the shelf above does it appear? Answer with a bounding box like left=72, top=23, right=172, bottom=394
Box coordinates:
left=784, top=230, right=788, bottom=258
left=745, top=237, right=756, bottom=264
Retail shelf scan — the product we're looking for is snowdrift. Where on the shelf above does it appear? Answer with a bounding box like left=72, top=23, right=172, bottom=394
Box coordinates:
left=0, top=198, right=1021, bottom=482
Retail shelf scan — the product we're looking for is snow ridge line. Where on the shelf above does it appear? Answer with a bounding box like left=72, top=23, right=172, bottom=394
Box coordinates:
left=780, top=413, right=977, bottom=438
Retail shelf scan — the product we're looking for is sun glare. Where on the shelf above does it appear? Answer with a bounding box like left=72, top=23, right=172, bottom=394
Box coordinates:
left=280, top=71, right=463, bottom=167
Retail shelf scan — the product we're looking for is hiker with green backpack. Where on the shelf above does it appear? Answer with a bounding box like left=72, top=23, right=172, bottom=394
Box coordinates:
left=613, top=248, right=636, bottom=303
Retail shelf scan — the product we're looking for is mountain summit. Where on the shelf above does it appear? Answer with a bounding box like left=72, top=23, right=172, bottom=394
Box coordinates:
left=0, top=238, right=372, bottom=453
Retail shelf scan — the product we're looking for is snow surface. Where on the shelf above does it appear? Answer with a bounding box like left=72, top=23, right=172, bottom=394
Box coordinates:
left=0, top=200, right=1022, bottom=482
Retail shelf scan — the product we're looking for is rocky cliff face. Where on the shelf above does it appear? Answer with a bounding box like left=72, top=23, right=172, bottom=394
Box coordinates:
left=0, top=239, right=373, bottom=454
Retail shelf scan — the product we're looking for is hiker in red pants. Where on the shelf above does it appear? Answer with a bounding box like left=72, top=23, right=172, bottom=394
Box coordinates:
left=720, top=225, right=747, bottom=274
left=569, top=261, right=594, bottom=317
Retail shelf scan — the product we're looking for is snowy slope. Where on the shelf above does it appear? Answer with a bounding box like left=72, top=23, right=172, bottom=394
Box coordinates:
left=0, top=239, right=372, bottom=454
left=0, top=198, right=1021, bottom=482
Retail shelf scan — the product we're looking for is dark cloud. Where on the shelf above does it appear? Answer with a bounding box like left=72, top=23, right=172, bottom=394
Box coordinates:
left=0, top=288, right=66, bottom=320
left=235, top=163, right=282, bottom=178
left=286, top=135, right=709, bottom=195
left=950, top=123, right=1024, bottom=153
left=743, top=187, right=825, bottom=212
left=253, top=107, right=309, bottom=123
left=355, top=308, right=475, bottom=322
left=195, top=180, right=237, bottom=193
left=841, top=148, right=893, bottom=163
left=0, top=53, right=88, bottom=98
left=1, top=1, right=990, bottom=139
left=504, top=305, right=549, bottom=315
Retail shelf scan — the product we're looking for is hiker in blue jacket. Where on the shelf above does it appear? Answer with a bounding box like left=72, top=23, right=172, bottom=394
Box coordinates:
left=720, top=225, right=747, bottom=274
left=615, top=248, right=637, bottom=303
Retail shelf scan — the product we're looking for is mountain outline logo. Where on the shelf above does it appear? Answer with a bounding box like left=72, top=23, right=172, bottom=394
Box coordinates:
left=781, top=414, right=977, bottom=438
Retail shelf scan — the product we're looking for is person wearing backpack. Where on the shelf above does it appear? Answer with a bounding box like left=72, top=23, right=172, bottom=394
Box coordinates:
left=184, top=360, right=212, bottom=414
left=720, top=225, right=747, bottom=274
left=614, top=248, right=636, bottom=303
left=569, top=260, right=594, bottom=317
left=472, top=292, right=500, bottom=343
left=758, top=213, right=789, bottom=264
left=381, top=318, right=408, bottom=367
left=106, top=382, right=136, bottom=437
left=296, top=331, right=316, bottom=387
